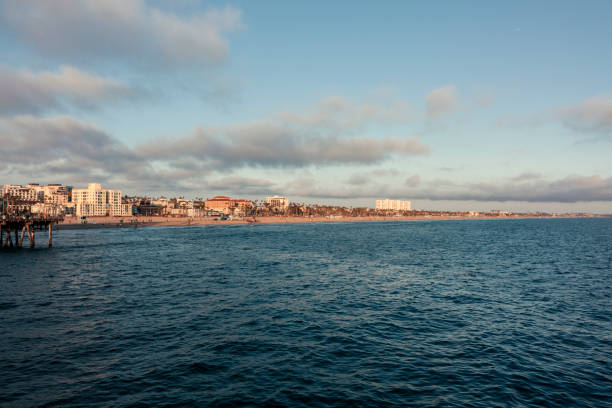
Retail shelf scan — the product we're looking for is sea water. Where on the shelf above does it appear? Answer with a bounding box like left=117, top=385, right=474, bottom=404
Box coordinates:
left=1, top=218, right=611, bottom=406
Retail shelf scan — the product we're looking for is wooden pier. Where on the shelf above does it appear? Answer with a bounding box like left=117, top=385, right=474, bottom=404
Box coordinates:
left=1, top=215, right=63, bottom=249
left=1, top=193, right=63, bottom=249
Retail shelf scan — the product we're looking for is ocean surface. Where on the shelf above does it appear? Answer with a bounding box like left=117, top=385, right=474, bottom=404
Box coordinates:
left=1, top=218, right=611, bottom=407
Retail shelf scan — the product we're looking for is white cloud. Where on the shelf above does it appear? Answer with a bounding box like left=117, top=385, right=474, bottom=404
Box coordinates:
left=1, top=0, right=242, bottom=68
left=279, top=174, right=612, bottom=203
left=0, top=65, right=140, bottom=116
left=495, top=95, right=612, bottom=140
left=559, top=97, right=612, bottom=134
left=426, top=85, right=458, bottom=117
left=140, top=96, right=429, bottom=169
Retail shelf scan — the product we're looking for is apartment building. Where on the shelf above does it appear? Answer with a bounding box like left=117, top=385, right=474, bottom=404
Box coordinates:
left=266, top=196, right=289, bottom=209
left=72, top=183, right=131, bottom=216
left=2, top=184, right=40, bottom=202
left=24, top=183, right=72, bottom=204
left=375, top=199, right=411, bottom=211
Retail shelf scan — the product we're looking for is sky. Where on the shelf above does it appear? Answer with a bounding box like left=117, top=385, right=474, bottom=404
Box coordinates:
left=0, top=0, right=611, bottom=213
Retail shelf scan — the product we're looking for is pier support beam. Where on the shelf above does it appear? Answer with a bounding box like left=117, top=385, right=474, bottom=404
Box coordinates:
left=1, top=215, right=63, bottom=250
left=27, top=224, right=35, bottom=248
left=19, top=226, right=26, bottom=248
left=5, top=229, right=13, bottom=248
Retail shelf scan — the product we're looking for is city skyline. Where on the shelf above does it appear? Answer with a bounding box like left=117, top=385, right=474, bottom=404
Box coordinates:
left=1, top=1, right=611, bottom=213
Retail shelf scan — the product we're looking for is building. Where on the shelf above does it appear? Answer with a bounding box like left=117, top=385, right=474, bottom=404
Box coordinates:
left=375, top=199, right=411, bottom=211
left=72, top=183, right=131, bottom=216
left=204, top=196, right=253, bottom=215
left=25, top=184, right=46, bottom=201
left=266, top=196, right=289, bottom=209
left=2, top=183, right=72, bottom=213
left=42, top=184, right=72, bottom=205
left=205, top=196, right=234, bottom=213
left=3, top=184, right=39, bottom=202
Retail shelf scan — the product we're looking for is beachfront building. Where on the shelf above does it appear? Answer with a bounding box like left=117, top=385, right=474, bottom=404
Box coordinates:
left=2, top=183, right=73, bottom=214
left=375, top=199, right=411, bottom=211
left=26, top=183, right=72, bottom=204
left=205, top=196, right=253, bottom=215
left=42, top=184, right=71, bottom=205
left=2, top=184, right=39, bottom=202
left=205, top=196, right=233, bottom=213
left=72, top=183, right=131, bottom=216
left=266, top=196, right=289, bottom=209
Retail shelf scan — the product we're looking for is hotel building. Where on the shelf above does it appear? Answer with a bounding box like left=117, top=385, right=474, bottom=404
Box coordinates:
left=266, top=196, right=289, bottom=209
left=375, top=199, right=411, bottom=211
left=205, top=196, right=253, bottom=215
left=72, top=183, right=131, bottom=216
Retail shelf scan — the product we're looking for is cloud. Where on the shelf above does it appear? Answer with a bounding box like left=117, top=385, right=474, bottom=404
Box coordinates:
left=495, top=95, right=612, bottom=140
left=510, top=172, right=542, bottom=182
left=143, top=123, right=428, bottom=169
left=280, top=96, right=414, bottom=130
left=275, top=175, right=612, bottom=204
left=346, top=174, right=371, bottom=186
left=0, top=93, right=428, bottom=193
left=426, top=85, right=458, bottom=117
left=419, top=175, right=612, bottom=202
left=405, top=174, right=420, bottom=186
left=1, top=115, right=609, bottom=205
left=558, top=97, right=612, bottom=135
left=346, top=169, right=402, bottom=185
left=0, top=115, right=216, bottom=194
left=140, top=96, right=429, bottom=169
left=0, top=65, right=141, bottom=116
left=0, top=115, right=142, bottom=175
left=205, top=176, right=277, bottom=196
left=1, top=0, right=242, bottom=68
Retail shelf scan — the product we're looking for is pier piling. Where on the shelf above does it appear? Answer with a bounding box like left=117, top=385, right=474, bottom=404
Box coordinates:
left=0, top=215, right=62, bottom=250
left=1, top=193, right=63, bottom=250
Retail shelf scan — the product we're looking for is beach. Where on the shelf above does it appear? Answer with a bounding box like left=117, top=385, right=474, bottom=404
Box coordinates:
left=54, top=214, right=589, bottom=230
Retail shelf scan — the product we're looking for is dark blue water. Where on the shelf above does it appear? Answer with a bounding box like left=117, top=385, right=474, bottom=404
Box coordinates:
left=1, top=219, right=611, bottom=407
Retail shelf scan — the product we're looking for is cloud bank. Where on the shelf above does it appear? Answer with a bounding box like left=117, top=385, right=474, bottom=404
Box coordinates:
left=496, top=95, right=612, bottom=140
left=140, top=96, right=428, bottom=169
left=0, top=96, right=428, bottom=190
left=2, top=113, right=608, bottom=204
left=0, top=115, right=144, bottom=177
left=559, top=97, right=612, bottom=135
left=1, top=0, right=242, bottom=68
left=276, top=175, right=612, bottom=203
left=0, top=65, right=140, bottom=116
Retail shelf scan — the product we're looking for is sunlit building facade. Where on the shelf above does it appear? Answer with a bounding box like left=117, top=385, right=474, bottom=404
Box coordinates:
left=72, top=183, right=131, bottom=216
left=375, top=199, right=411, bottom=211
left=266, top=196, right=289, bottom=209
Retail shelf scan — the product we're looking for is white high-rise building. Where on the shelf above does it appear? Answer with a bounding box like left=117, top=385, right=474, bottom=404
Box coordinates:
left=375, top=199, right=411, bottom=211
left=266, top=195, right=289, bottom=209
left=72, top=183, right=131, bottom=216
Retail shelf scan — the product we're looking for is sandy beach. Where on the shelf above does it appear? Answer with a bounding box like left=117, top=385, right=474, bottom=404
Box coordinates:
left=54, top=214, right=585, bottom=230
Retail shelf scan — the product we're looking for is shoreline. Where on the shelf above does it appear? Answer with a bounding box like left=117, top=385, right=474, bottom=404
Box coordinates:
left=54, top=214, right=607, bottom=230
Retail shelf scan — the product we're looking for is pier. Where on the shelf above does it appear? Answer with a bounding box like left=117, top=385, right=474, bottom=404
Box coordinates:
left=1, top=215, right=63, bottom=249
left=1, top=194, right=64, bottom=249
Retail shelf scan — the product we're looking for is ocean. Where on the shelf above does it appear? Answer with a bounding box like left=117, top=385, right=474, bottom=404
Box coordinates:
left=1, top=218, right=611, bottom=407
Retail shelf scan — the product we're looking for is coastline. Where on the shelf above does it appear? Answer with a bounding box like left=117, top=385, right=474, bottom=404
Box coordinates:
left=54, top=214, right=605, bottom=230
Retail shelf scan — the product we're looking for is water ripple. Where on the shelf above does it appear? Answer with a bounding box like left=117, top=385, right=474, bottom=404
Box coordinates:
left=1, top=218, right=611, bottom=407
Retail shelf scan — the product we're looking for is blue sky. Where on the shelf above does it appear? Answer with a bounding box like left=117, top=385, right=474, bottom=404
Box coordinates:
left=1, top=0, right=611, bottom=212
